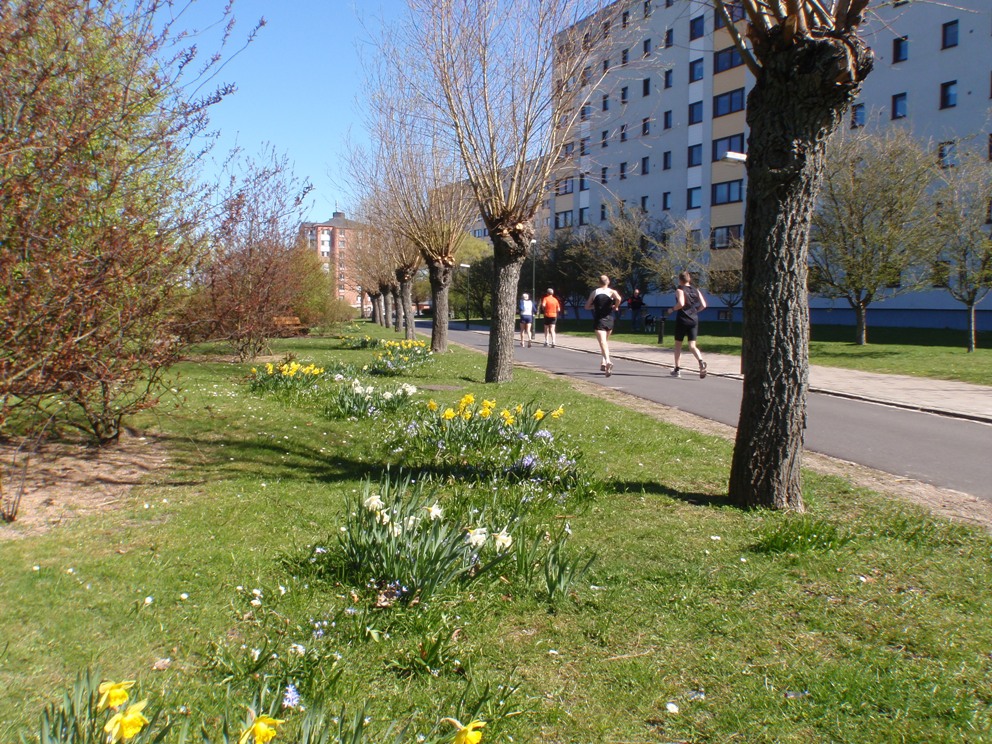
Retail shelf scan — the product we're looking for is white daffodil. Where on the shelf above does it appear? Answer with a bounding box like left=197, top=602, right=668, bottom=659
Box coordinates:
left=494, top=529, right=513, bottom=552
left=466, top=527, right=488, bottom=549
left=363, top=493, right=384, bottom=511
left=426, top=503, right=443, bottom=521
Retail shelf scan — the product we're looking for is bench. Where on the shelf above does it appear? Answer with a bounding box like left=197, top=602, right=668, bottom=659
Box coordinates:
left=271, top=315, right=309, bottom=337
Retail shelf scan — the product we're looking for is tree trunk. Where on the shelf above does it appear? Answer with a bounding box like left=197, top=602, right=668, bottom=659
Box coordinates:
left=729, top=32, right=872, bottom=511
left=968, top=303, right=976, bottom=353
left=855, top=302, right=867, bottom=346
left=486, top=231, right=529, bottom=383
left=397, top=269, right=416, bottom=341
left=426, top=259, right=453, bottom=353
left=391, top=285, right=402, bottom=333
left=382, top=285, right=394, bottom=330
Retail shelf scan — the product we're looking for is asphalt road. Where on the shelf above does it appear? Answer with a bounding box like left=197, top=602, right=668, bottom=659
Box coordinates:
left=442, top=325, right=992, bottom=502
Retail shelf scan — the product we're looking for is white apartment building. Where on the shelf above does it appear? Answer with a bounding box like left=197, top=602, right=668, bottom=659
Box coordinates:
left=551, top=0, right=991, bottom=330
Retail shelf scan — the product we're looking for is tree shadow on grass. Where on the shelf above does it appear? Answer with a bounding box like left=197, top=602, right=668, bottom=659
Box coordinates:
left=610, top=477, right=733, bottom=509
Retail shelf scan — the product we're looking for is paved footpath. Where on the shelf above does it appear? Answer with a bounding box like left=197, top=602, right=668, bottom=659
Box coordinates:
left=549, top=332, right=992, bottom=425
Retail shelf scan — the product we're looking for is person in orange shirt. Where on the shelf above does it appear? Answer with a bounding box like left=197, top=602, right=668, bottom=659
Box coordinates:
left=539, top=288, right=563, bottom=347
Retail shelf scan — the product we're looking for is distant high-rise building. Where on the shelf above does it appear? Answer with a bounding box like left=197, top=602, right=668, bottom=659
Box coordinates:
left=552, top=0, right=991, bottom=329
left=300, top=212, right=363, bottom=307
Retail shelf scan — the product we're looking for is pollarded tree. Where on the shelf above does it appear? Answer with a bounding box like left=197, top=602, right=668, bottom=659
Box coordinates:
left=715, top=0, right=875, bottom=510
left=578, top=201, right=663, bottom=300
left=810, top=128, right=937, bottom=345
left=932, top=148, right=992, bottom=352
left=355, top=86, right=476, bottom=352
left=402, top=0, right=611, bottom=382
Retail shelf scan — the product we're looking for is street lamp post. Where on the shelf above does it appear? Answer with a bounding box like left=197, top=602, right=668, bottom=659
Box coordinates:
left=459, top=263, right=471, bottom=329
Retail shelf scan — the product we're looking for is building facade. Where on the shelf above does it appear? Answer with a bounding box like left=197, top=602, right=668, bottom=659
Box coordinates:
left=300, top=211, right=363, bottom=308
left=552, top=0, right=991, bottom=330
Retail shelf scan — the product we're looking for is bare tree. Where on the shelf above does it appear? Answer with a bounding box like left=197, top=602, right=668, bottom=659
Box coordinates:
left=932, top=148, right=992, bottom=352
left=708, top=237, right=745, bottom=331
left=716, top=0, right=874, bottom=511
left=810, top=128, right=936, bottom=345
left=401, top=0, right=610, bottom=382
left=645, top=217, right=710, bottom=294
left=357, top=83, right=477, bottom=352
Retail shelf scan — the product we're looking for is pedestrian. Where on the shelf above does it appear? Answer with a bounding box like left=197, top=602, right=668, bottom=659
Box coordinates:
left=665, top=271, right=707, bottom=378
left=584, top=275, right=622, bottom=376
left=519, top=292, right=534, bottom=348
left=626, top=289, right=645, bottom=332
left=540, top=288, right=563, bottom=347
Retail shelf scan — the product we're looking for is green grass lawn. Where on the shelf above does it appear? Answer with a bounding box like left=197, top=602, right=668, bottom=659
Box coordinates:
left=550, top=318, right=992, bottom=386
left=3, top=323, right=992, bottom=742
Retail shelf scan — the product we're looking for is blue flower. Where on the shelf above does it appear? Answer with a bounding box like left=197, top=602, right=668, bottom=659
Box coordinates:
left=283, top=683, right=302, bottom=709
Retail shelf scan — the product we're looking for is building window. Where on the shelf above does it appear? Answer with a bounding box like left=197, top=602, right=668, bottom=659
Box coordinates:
left=938, top=141, right=957, bottom=168
left=689, top=58, right=704, bottom=83
left=663, top=110, right=672, bottom=129
left=666, top=0, right=674, bottom=7
left=687, top=143, right=702, bottom=167
left=579, top=207, right=589, bottom=226
left=580, top=104, right=590, bottom=121
left=892, top=36, right=908, bottom=63
left=687, top=187, right=702, bottom=209
left=713, top=134, right=744, bottom=163
left=641, top=195, right=649, bottom=211
left=663, top=70, right=672, bottom=89
left=662, top=191, right=672, bottom=210
left=601, top=166, right=608, bottom=184
left=602, top=20, right=611, bottom=38
left=621, top=86, right=629, bottom=104
left=714, top=46, right=744, bottom=73
left=891, top=92, right=907, bottom=119
left=665, top=28, right=673, bottom=48
left=622, top=48, right=629, bottom=66
left=620, top=123, right=628, bottom=142
left=622, top=10, right=629, bottom=28
left=602, top=94, right=609, bottom=111
left=663, top=150, right=672, bottom=170
left=940, top=80, right=957, bottom=109
left=620, top=161, right=627, bottom=180
left=603, top=58, right=610, bottom=73
left=641, top=156, right=650, bottom=174
left=714, top=88, right=746, bottom=117
left=580, top=66, right=591, bottom=86
left=563, top=141, right=574, bottom=157
left=644, top=78, right=652, bottom=96
left=580, top=137, right=589, bottom=155
left=555, top=210, right=573, bottom=229
left=644, top=0, right=652, bottom=17
left=711, top=224, right=742, bottom=249
left=580, top=172, right=589, bottom=191
left=942, top=20, right=958, bottom=49
left=643, top=39, right=652, bottom=57
left=600, top=203, right=607, bottom=221
left=601, top=130, right=609, bottom=148
left=555, top=178, right=574, bottom=195
left=850, top=103, right=865, bottom=129
left=715, top=2, right=745, bottom=28
left=689, top=15, right=705, bottom=40
left=642, top=117, right=651, bottom=136
left=712, top=179, right=744, bottom=205
left=689, top=101, right=704, bottom=124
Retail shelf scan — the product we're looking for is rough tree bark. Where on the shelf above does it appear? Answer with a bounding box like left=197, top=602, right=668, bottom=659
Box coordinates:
left=426, top=259, right=454, bottom=353
left=729, top=28, right=873, bottom=510
left=397, top=268, right=417, bottom=341
left=391, top=285, right=402, bottom=333
left=381, top=283, right=394, bottom=330
left=486, top=226, right=532, bottom=382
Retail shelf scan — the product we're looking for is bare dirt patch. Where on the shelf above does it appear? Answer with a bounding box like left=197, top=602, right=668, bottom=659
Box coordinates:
left=0, top=434, right=169, bottom=540
left=565, top=376, right=992, bottom=532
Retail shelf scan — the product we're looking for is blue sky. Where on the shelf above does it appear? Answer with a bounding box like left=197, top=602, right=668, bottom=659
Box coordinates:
left=197, top=0, right=403, bottom=221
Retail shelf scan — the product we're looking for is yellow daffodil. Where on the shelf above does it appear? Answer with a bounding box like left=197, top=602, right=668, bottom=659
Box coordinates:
left=265, top=363, right=274, bottom=374
left=104, top=700, right=149, bottom=743
left=427, top=399, right=439, bottom=411
left=238, top=714, right=285, bottom=744
left=441, top=717, right=485, bottom=744
left=442, top=408, right=456, bottom=420
left=550, top=405, right=565, bottom=419
left=459, top=393, right=475, bottom=409
left=97, top=680, right=135, bottom=711
left=482, top=398, right=496, bottom=410
left=534, top=408, right=545, bottom=420
left=514, top=403, right=523, bottom=414
left=479, top=407, right=492, bottom=418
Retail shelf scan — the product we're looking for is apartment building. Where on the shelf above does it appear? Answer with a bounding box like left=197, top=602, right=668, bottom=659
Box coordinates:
left=300, top=211, right=363, bottom=308
left=551, top=0, right=991, bottom=329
